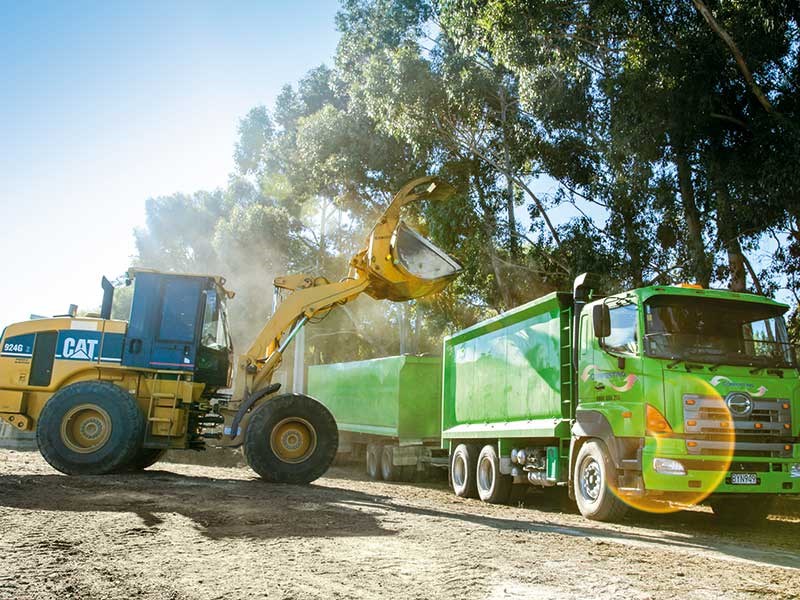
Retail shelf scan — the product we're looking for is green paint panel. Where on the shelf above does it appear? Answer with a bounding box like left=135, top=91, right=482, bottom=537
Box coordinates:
left=442, top=292, right=573, bottom=439
left=307, top=355, right=441, bottom=442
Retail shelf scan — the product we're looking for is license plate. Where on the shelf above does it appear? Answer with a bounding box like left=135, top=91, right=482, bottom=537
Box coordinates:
left=730, top=473, right=759, bottom=485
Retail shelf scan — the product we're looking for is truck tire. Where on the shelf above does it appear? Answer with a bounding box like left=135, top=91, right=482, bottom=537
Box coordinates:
left=36, top=381, right=145, bottom=476
left=366, top=443, right=383, bottom=480
left=476, top=445, right=512, bottom=504
left=243, top=393, right=338, bottom=484
left=573, top=440, right=628, bottom=522
left=451, top=443, right=479, bottom=498
left=123, top=448, right=167, bottom=471
left=381, top=445, right=400, bottom=481
left=709, top=497, right=774, bottom=524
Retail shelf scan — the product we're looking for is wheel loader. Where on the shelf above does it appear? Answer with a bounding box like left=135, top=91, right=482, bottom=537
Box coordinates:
left=0, top=177, right=461, bottom=482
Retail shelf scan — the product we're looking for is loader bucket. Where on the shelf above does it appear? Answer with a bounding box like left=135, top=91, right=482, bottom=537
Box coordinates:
left=354, top=177, right=462, bottom=302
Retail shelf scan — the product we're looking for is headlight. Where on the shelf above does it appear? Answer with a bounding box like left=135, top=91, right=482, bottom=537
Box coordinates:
left=791, top=463, right=800, bottom=478
left=653, top=457, right=686, bottom=476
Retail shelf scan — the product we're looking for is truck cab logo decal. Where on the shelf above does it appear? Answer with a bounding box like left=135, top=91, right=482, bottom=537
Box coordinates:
left=726, top=392, right=753, bottom=417
left=581, top=364, right=638, bottom=392
left=710, top=376, right=767, bottom=397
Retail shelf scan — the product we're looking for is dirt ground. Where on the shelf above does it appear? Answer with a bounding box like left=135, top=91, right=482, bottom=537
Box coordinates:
left=1, top=449, right=798, bottom=600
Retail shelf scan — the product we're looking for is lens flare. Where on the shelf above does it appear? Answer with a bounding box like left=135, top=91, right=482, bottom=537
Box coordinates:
left=610, top=376, right=734, bottom=514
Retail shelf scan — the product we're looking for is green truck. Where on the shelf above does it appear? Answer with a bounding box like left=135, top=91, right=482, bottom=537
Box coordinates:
left=307, top=355, right=444, bottom=481
left=443, top=275, right=799, bottom=521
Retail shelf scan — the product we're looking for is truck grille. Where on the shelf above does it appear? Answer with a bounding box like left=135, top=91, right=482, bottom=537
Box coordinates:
left=683, top=394, right=793, bottom=458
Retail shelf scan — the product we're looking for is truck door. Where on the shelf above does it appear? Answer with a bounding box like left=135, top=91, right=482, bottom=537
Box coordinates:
left=584, top=301, right=641, bottom=403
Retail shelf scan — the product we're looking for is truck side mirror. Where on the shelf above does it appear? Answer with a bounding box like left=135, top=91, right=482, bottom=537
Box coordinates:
left=592, top=304, right=611, bottom=338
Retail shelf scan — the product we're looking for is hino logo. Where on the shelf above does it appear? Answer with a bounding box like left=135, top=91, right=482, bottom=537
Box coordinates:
left=726, top=392, right=753, bottom=417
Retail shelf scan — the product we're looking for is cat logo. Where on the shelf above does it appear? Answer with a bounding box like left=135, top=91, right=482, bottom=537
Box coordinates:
left=61, top=337, right=99, bottom=361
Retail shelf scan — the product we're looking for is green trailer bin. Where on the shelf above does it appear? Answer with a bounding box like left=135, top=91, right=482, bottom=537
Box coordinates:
left=308, top=355, right=443, bottom=481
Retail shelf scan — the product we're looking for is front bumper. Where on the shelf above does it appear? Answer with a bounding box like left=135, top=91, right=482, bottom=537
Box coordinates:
left=641, top=436, right=800, bottom=494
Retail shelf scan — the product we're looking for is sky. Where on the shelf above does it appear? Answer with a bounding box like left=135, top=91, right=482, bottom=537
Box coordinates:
left=0, top=1, right=341, bottom=324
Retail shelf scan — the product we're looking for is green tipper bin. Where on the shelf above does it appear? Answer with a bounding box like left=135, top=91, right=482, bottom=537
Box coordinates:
left=308, top=355, right=442, bottom=444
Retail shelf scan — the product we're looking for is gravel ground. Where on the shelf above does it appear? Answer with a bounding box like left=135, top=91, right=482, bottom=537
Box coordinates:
left=0, top=449, right=798, bottom=600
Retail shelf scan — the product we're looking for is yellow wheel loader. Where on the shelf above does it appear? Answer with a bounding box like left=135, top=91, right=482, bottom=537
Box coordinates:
left=0, top=177, right=461, bottom=482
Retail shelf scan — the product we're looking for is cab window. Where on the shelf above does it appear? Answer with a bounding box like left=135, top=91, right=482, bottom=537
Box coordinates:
left=604, top=304, right=638, bottom=355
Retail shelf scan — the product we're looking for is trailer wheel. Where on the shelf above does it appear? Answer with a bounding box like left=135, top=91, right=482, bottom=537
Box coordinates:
left=366, top=443, right=383, bottom=480
left=709, top=497, right=774, bottom=524
left=36, top=381, right=145, bottom=476
left=573, top=440, right=628, bottom=522
left=243, top=393, right=338, bottom=484
left=123, top=448, right=167, bottom=471
left=476, top=445, right=512, bottom=504
left=451, top=443, right=479, bottom=498
left=381, top=446, right=400, bottom=481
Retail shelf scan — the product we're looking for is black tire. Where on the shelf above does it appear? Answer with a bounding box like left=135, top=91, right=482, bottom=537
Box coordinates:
left=36, top=381, right=145, bottom=476
left=366, top=443, right=383, bottom=480
left=476, top=444, right=512, bottom=504
left=123, top=448, right=167, bottom=471
left=573, top=440, right=628, bottom=522
left=451, top=443, right=479, bottom=498
left=381, top=446, right=400, bottom=481
left=243, top=393, right=338, bottom=484
left=710, top=497, right=774, bottom=524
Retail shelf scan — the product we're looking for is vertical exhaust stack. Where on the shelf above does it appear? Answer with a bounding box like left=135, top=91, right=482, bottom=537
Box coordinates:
left=100, top=277, right=115, bottom=320
left=352, top=176, right=463, bottom=302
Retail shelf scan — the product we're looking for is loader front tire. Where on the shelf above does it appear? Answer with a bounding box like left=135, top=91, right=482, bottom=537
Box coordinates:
left=36, top=381, right=145, bottom=476
left=243, top=393, right=338, bottom=484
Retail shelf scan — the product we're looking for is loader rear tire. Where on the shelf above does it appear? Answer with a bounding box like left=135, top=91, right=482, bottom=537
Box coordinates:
left=36, top=381, right=145, bottom=476
left=123, top=448, right=167, bottom=471
left=243, top=393, right=338, bottom=484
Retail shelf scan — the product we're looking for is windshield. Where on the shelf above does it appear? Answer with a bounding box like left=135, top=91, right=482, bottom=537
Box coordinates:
left=200, top=288, right=233, bottom=351
left=644, top=295, right=795, bottom=368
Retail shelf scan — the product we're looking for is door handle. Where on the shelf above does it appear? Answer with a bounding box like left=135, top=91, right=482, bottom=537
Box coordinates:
left=128, top=339, right=142, bottom=354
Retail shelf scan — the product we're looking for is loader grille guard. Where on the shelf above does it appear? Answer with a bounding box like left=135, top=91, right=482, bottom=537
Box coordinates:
left=221, top=176, right=462, bottom=444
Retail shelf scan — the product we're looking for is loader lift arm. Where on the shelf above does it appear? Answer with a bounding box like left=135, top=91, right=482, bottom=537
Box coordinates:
left=220, top=176, right=462, bottom=450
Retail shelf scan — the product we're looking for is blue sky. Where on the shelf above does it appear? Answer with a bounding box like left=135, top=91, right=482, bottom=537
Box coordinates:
left=0, top=1, right=340, bottom=324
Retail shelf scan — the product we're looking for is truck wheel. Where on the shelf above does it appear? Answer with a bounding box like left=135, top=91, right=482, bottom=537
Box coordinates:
left=573, top=440, right=628, bottom=522
left=366, top=443, right=383, bottom=480
left=381, top=446, right=400, bottom=481
left=451, top=443, right=479, bottom=498
left=476, top=445, right=512, bottom=504
left=709, top=497, right=774, bottom=524
left=36, top=381, right=145, bottom=476
left=243, top=393, right=338, bottom=484
left=123, top=448, right=167, bottom=471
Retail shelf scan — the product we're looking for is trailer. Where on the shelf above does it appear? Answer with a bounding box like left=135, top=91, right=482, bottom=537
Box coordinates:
left=442, top=277, right=800, bottom=522
left=307, top=355, right=445, bottom=481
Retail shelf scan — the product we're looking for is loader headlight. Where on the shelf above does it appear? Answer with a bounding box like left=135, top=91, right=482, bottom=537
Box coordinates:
left=653, top=457, right=686, bottom=476
left=791, top=463, right=800, bottom=478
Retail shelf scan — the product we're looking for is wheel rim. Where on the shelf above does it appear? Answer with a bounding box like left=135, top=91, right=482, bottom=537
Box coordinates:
left=60, top=403, right=112, bottom=454
left=269, top=417, right=317, bottom=464
left=578, top=456, right=602, bottom=502
left=452, top=453, right=467, bottom=488
left=477, top=455, right=494, bottom=493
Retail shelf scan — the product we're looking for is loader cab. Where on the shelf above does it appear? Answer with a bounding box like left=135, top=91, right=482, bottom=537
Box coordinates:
left=121, top=269, right=233, bottom=389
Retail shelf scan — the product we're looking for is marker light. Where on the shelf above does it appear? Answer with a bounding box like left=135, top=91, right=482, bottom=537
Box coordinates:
left=646, top=404, right=673, bottom=434
left=653, top=457, right=686, bottom=475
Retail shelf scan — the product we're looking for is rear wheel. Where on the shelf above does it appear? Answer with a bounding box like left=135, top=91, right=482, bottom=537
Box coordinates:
left=366, top=443, right=383, bottom=480
left=123, top=448, right=167, bottom=471
left=36, top=381, right=145, bottom=476
left=451, top=443, right=479, bottom=498
left=381, top=446, right=400, bottom=481
left=710, top=497, right=774, bottom=524
left=476, top=445, right=512, bottom=504
left=573, top=440, right=628, bottom=522
left=243, top=393, right=338, bottom=484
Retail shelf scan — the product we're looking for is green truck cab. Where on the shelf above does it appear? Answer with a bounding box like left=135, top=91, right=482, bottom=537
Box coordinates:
left=442, top=275, right=798, bottom=522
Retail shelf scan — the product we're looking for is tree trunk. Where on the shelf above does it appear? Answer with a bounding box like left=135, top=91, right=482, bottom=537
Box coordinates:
left=675, top=151, right=711, bottom=287
left=715, top=184, right=747, bottom=291
left=476, top=175, right=513, bottom=309
left=498, top=84, right=518, bottom=258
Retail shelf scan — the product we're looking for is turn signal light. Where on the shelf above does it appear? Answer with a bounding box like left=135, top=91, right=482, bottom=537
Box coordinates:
left=686, top=399, right=696, bottom=406
left=755, top=423, right=763, bottom=429
left=646, top=404, right=673, bottom=434
left=687, top=420, right=697, bottom=426
left=783, top=403, right=790, bottom=409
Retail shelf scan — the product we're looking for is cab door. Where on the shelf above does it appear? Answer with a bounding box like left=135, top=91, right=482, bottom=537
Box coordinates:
left=149, top=277, right=204, bottom=371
